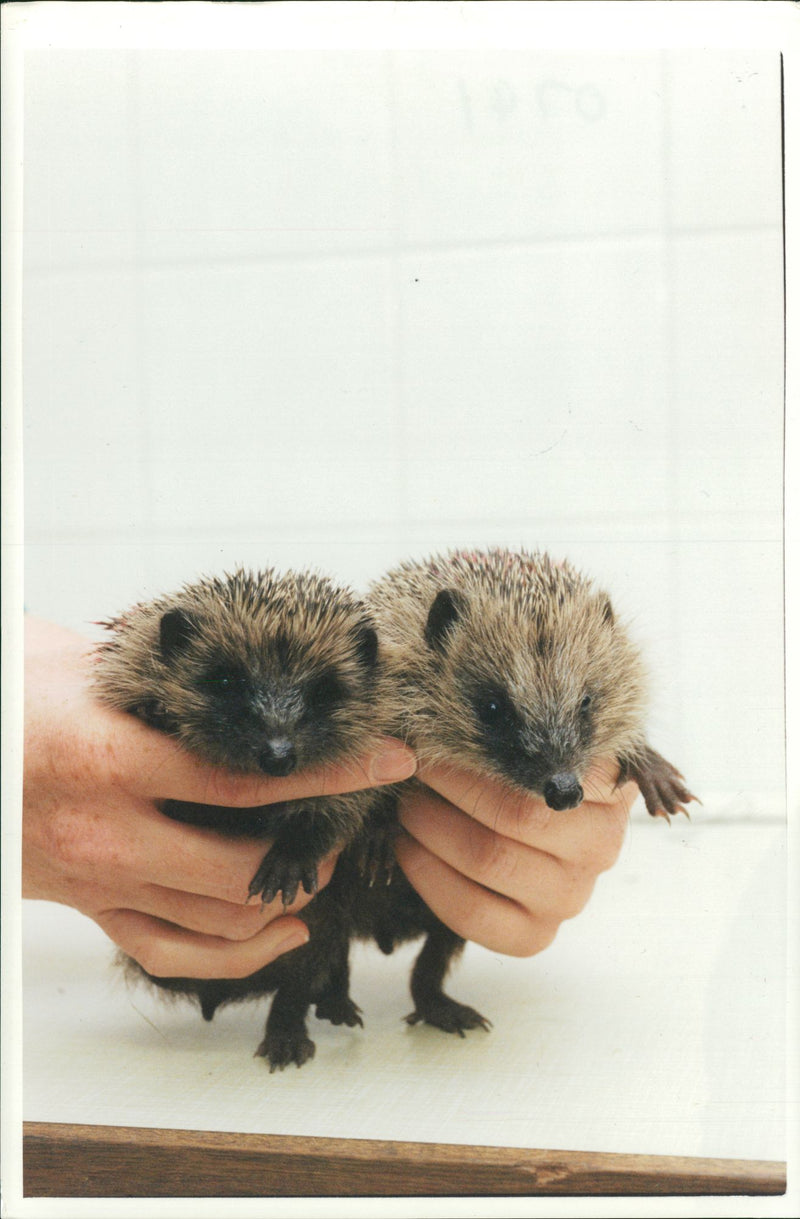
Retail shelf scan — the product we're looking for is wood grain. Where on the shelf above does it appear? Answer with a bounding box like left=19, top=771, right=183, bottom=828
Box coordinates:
left=23, top=1122, right=786, bottom=1198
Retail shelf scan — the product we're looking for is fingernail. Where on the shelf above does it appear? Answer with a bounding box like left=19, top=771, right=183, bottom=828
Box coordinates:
left=274, top=927, right=310, bottom=957
left=370, top=747, right=417, bottom=784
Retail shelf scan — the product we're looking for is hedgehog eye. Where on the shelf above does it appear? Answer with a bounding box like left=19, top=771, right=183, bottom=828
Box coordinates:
left=203, top=666, right=248, bottom=696
left=476, top=689, right=514, bottom=729
left=580, top=694, right=592, bottom=713
left=306, top=672, right=346, bottom=712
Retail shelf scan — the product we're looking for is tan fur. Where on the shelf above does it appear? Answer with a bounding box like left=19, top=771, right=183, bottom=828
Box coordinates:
left=350, top=548, right=692, bottom=1043
left=368, top=548, right=650, bottom=789
left=91, top=568, right=402, bottom=1070
left=92, top=567, right=386, bottom=773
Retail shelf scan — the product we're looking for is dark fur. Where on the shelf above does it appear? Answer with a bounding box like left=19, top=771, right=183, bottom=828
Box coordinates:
left=94, top=554, right=697, bottom=1067
left=94, top=568, right=391, bottom=1069
left=355, top=548, right=698, bottom=1036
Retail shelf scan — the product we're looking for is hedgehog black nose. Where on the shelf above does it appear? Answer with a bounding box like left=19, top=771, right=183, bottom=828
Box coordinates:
left=543, top=773, right=584, bottom=811
left=259, top=738, right=297, bottom=777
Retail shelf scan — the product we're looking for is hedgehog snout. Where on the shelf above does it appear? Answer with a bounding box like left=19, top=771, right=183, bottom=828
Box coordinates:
left=543, top=772, right=584, bottom=811
left=258, top=737, right=297, bottom=777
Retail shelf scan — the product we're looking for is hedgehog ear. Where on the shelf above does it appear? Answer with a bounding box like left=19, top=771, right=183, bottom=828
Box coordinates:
left=353, top=621, right=379, bottom=669
left=600, top=595, right=614, bottom=626
left=425, top=588, right=467, bottom=651
left=159, top=608, right=197, bottom=658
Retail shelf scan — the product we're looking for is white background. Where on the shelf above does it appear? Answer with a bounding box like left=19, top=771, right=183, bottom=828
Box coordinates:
left=7, top=2, right=793, bottom=1206
left=22, top=44, right=784, bottom=799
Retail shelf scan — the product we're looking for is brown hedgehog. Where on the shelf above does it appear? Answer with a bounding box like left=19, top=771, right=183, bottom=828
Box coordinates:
left=359, top=547, right=697, bottom=1036
left=93, top=567, right=392, bottom=1069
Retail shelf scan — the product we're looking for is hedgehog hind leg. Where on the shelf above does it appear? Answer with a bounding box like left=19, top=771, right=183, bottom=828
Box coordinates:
left=314, top=989, right=363, bottom=1029
left=256, top=981, right=316, bottom=1072
left=313, top=929, right=363, bottom=1028
left=406, top=922, right=491, bottom=1036
left=255, top=931, right=352, bottom=1069
left=622, top=746, right=699, bottom=821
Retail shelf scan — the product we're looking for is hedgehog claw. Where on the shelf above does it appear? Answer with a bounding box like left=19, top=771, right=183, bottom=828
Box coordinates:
left=248, top=851, right=320, bottom=908
left=248, top=877, right=267, bottom=902
left=406, top=995, right=492, bottom=1036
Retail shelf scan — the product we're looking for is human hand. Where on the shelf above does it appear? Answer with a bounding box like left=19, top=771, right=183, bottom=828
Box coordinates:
left=23, top=617, right=416, bottom=979
left=394, top=760, right=635, bottom=956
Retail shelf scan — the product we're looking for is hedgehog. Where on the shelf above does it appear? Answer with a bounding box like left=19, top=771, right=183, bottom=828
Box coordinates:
left=356, top=547, right=697, bottom=1036
left=93, top=567, right=393, bottom=1069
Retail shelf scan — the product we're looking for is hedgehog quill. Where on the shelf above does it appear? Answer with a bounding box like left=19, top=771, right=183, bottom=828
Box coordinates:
left=93, top=568, right=393, bottom=1069
left=93, top=553, right=697, bottom=1068
left=357, top=547, right=698, bottom=1036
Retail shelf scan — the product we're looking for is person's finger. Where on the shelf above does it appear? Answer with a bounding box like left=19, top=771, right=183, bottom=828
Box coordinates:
left=98, top=909, right=311, bottom=979
left=393, top=833, right=559, bottom=957
left=414, top=762, right=634, bottom=867
left=398, top=790, right=596, bottom=915
left=130, top=884, right=305, bottom=940
left=105, top=713, right=417, bottom=804
left=128, top=816, right=339, bottom=906
left=47, top=794, right=338, bottom=907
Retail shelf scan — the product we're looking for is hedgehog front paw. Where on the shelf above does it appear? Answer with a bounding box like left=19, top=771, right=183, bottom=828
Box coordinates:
left=248, top=848, right=320, bottom=907
left=360, top=829, right=397, bottom=887
left=626, top=747, right=699, bottom=822
left=406, top=995, right=492, bottom=1037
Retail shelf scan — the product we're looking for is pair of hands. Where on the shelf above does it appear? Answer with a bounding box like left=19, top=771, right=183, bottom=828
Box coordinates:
left=23, top=617, right=636, bottom=980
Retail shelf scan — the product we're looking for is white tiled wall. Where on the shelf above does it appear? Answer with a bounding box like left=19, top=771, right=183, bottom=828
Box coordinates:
left=22, top=48, right=784, bottom=798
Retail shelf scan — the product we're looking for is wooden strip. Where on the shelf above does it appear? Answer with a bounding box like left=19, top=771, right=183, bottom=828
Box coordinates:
left=23, top=1122, right=787, bottom=1198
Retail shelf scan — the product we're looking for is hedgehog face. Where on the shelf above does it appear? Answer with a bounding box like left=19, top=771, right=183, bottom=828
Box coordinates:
left=464, top=675, right=593, bottom=807
left=144, top=604, right=380, bottom=776
left=88, top=565, right=384, bottom=779
left=416, top=582, right=646, bottom=809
